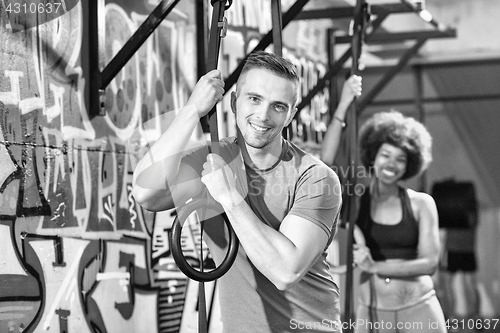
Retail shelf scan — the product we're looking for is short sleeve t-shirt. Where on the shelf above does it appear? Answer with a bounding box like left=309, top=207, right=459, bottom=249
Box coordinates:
left=182, top=137, right=343, bottom=333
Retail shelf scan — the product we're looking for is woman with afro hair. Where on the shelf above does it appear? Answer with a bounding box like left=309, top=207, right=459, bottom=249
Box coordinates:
left=322, top=106, right=447, bottom=332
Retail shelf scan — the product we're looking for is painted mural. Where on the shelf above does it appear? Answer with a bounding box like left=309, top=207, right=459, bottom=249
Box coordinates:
left=0, top=1, right=334, bottom=332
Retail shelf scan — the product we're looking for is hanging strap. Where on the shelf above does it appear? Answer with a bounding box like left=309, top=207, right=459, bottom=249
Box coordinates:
left=198, top=1, right=230, bottom=332
left=369, top=275, right=379, bottom=333
left=198, top=238, right=208, bottom=333
left=343, top=0, right=368, bottom=332
left=207, top=0, right=229, bottom=155
left=271, top=0, right=283, bottom=57
left=270, top=0, right=289, bottom=140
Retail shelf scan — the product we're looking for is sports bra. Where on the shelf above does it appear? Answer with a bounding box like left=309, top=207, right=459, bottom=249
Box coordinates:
left=356, top=186, right=419, bottom=261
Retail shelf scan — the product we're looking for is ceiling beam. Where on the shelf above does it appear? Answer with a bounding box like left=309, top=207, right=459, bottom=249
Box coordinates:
left=369, top=93, right=500, bottom=106
left=335, top=28, right=457, bottom=44
left=293, top=3, right=414, bottom=20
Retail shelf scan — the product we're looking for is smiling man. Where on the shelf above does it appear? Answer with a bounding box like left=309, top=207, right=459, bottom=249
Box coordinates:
left=132, top=51, right=343, bottom=333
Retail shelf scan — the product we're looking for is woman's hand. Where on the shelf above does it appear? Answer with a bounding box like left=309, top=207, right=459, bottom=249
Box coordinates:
left=353, top=244, right=376, bottom=274
left=338, top=75, right=362, bottom=108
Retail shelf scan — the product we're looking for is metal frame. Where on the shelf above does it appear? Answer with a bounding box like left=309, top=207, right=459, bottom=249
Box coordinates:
left=296, top=10, right=390, bottom=112
left=295, top=2, right=415, bottom=20
left=84, top=0, right=457, bottom=120
left=294, top=2, right=456, bottom=116
left=367, top=57, right=500, bottom=106
left=358, top=39, right=426, bottom=112
left=84, top=0, right=182, bottom=118
left=83, top=0, right=309, bottom=119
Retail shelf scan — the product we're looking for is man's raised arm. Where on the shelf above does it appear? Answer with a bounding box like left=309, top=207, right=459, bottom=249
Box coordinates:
left=132, top=70, right=225, bottom=211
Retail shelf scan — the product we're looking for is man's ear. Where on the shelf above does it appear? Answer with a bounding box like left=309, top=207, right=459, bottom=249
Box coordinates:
left=231, top=91, right=237, bottom=114
left=286, top=107, right=298, bottom=127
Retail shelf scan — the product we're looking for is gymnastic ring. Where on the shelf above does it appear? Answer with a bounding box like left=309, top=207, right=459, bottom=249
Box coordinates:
left=170, top=197, right=239, bottom=282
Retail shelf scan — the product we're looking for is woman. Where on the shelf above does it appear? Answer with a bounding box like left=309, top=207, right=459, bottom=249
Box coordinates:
left=322, top=100, right=447, bottom=332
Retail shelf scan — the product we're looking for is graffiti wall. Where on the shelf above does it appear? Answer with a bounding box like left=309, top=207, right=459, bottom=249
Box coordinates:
left=0, top=1, right=334, bottom=332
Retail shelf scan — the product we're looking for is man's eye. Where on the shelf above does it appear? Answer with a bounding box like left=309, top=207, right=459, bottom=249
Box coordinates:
left=275, top=105, right=287, bottom=112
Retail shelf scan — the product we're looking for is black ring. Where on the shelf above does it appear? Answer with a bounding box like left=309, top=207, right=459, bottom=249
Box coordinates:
left=170, top=197, right=239, bottom=282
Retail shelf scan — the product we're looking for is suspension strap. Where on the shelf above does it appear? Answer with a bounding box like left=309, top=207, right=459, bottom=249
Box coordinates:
left=270, top=0, right=289, bottom=140
left=271, top=0, right=283, bottom=57
left=198, top=1, right=230, bottom=332
left=207, top=0, right=230, bottom=154
left=343, top=0, right=368, bottom=331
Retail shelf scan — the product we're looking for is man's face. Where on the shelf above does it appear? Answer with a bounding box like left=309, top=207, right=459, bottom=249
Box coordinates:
left=231, top=68, right=297, bottom=152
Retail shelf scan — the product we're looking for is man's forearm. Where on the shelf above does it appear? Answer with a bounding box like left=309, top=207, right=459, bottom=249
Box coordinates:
left=133, top=105, right=201, bottom=187
left=137, top=105, right=202, bottom=169
left=132, top=105, right=204, bottom=211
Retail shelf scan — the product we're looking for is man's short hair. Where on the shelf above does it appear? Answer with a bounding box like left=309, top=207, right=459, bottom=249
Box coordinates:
left=237, top=51, right=301, bottom=106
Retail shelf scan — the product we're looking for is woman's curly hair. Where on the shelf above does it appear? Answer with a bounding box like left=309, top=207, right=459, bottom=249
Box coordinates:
left=359, top=110, right=433, bottom=180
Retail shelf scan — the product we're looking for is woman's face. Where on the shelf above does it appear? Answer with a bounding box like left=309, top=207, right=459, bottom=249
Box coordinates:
left=372, top=143, right=408, bottom=184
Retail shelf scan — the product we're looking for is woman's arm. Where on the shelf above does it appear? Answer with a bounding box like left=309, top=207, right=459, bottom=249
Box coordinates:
left=321, top=75, right=362, bottom=165
left=329, top=224, right=366, bottom=275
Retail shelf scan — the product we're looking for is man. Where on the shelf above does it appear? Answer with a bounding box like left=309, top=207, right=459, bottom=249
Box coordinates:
left=133, top=51, right=343, bottom=332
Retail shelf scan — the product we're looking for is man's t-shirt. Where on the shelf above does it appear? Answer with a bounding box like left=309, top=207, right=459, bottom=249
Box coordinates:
left=182, top=137, right=343, bottom=333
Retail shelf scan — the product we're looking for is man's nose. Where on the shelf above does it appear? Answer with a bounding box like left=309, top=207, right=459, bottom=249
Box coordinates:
left=255, top=104, right=271, bottom=120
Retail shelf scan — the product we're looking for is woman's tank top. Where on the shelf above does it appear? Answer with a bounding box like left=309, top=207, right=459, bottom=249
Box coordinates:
left=356, top=186, right=419, bottom=261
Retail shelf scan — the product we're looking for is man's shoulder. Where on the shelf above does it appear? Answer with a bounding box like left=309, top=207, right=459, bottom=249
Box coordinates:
left=182, top=137, right=237, bottom=165
left=286, top=140, right=320, bottom=162
left=285, top=140, right=338, bottom=180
